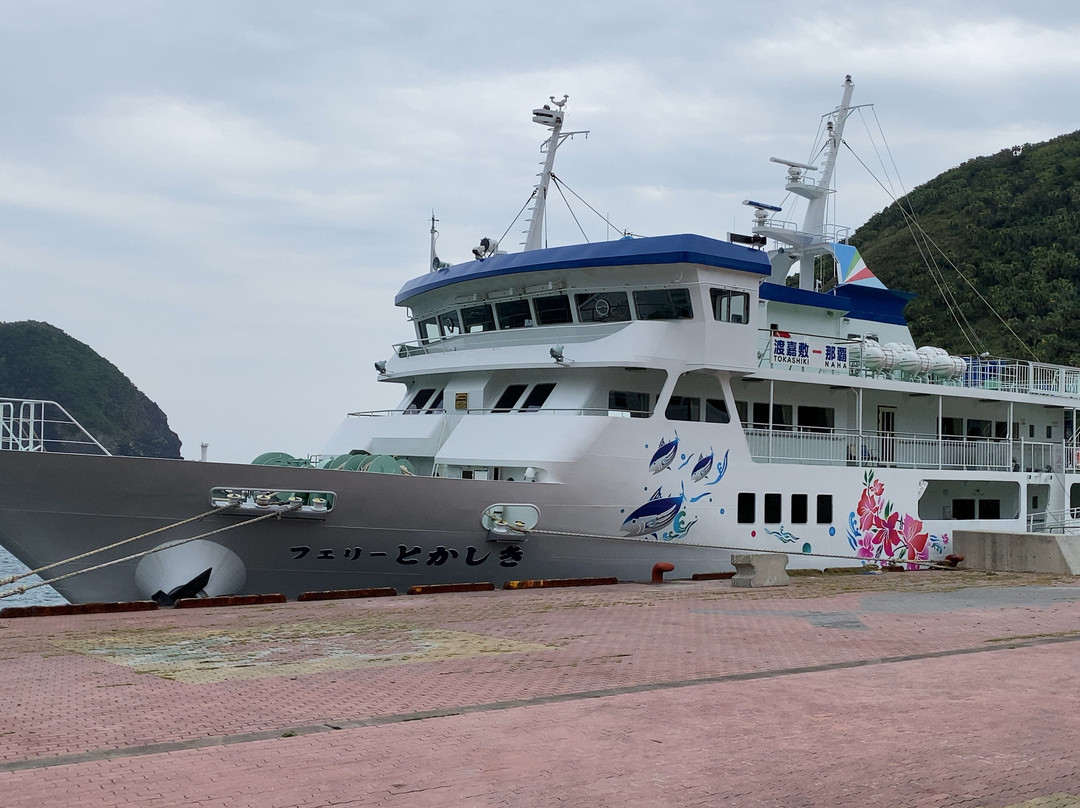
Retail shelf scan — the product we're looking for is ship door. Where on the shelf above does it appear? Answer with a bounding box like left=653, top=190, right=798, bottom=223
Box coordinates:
left=877, top=406, right=897, bottom=464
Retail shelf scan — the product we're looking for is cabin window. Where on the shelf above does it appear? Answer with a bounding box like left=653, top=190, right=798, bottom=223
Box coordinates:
left=576, top=292, right=631, bottom=323
left=816, top=494, right=833, bottom=524
left=705, top=398, right=730, bottom=423
left=496, top=299, right=533, bottom=330
left=493, top=384, right=527, bottom=412
left=1047, top=425, right=1054, bottom=440
left=797, top=406, right=835, bottom=432
left=735, top=400, right=748, bottom=427
left=952, top=499, right=976, bottom=519
left=940, top=418, right=964, bottom=437
left=711, top=289, right=750, bottom=324
left=995, top=421, right=1008, bottom=439
left=633, top=289, right=693, bottom=320
left=417, top=317, right=441, bottom=342
left=533, top=294, right=573, bottom=325
left=440, top=311, right=461, bottom=336
left=665, top=395, right=700, bottom=422
left=737, top=492, right=755, bottom=523
left=979, top=499, right=1001, bottom=519
left=609, top=390, right=650, bottom=417
left=520, top=383, right=556, bottom=411
left=791, top=494, right=808, bottom=524
left=753, top=402, right=792, bottom=430
left=461, top=304, right=496, bottom=332
left=427, top=389, right=445, bottom=413
left=1029, top=424, right=1036, bottom=439
left=967, top=419, right=991, bottom=439
left=764, top=493, right=782, bottom=523
left=406, top=388, right=435, bottom=412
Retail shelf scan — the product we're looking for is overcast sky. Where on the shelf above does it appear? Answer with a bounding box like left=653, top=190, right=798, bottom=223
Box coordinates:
left=2, top=1, right=1079, bottom=462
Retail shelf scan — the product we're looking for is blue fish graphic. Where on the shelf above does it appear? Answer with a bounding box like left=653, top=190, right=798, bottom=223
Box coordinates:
left=690, top=451, right=714, bottom=483
left=649, top=435, right=679, bottom=473
left=706, top=449, right=730, bottom=485
left=621, top=487, right=684, bottom=536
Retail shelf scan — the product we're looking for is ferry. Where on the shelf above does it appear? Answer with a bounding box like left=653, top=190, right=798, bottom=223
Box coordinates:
left=1, top=76, right=1074, bottom=605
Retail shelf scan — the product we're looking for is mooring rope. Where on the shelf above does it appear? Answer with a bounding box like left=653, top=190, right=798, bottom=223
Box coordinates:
left=0, top=502, right=300, bottom=600
left=487, top=515, right=962, bottom=571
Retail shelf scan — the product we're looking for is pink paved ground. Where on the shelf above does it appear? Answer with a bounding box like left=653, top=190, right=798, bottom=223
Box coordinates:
left=2, top=570, right=1080, bottom=807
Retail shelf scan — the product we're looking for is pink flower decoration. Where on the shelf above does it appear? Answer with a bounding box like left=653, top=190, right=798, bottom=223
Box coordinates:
left=902, top=516, right=929, bottom=560
left=856, top=491, right=879, bottom=532
left=870, top=478, right=884, bottom=497
left=874, top=511, right=902, bottom=556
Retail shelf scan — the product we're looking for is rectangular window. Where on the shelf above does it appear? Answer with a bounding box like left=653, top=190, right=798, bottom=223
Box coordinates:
left=995, top=421, right=1008, bottom=439
left=816, top=494, right=833, bottom=524
left=439, top=311, right=461, bottom=337
left=417, top=317, right=440, bottom=342
left=665, top=395, right=700, bottom=422
left=735, top=400, right=748, bottom=427
left=520, top=383, right=556, bottom=411
left=978, top=499, right=1001, bottom=519
left=952, top=498, right=976, bottom=519
left=791, top=494, right=808, bottom=524
left=576, top=291, right=631, bottom=323
left=493, top=384, right=527, bottom=412
left=797, top=406, right=835, bottom=432
left=1047, top=425, right=1054, bottom=440
left=755, top=403, right=793, bottom=430
left=609, top=390, right=651, bottom=417
left=533, top=294, right=573, bottom=325
left=406, top=388, right=435, bottom=412
left=710, top=289, right=750, bottom=324
left=737, top=492, right=755, bottom=523
left=940, top=417, right=964, bottom=437
left=633, top=288, right=693, bottom=320
left=764, top=493, right=782, bottom=524
left=461, top=304, right=496, bottom=332
left=1029, top=424, right=1036, bottom=438
left=705, top=398, right=730, bottom=424
left=496, top=299, right=533, bottom=330
left=966, top=419, right=992, bottom=438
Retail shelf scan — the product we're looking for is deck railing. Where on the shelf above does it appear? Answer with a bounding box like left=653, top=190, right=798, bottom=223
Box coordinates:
left=745, top=425, right=1062, bottom=472
left=0, top=399, right=110, bottom=455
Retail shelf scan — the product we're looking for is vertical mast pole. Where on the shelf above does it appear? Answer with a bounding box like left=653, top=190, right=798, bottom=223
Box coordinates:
left=803, top=75, right=855, bottom=239
left=523, top=96, right=568, bottom=252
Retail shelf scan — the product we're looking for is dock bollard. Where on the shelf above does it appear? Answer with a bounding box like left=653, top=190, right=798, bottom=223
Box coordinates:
left=651, top=562, right=675, bottom=583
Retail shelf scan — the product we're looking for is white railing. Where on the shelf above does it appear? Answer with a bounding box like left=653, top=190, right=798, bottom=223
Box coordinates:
left=745, top=426, right=1059, bottom=472
left=1028, top=507, right=1080, bottom=534
left=754, top=328, right=1080, bottom=402
left=0, top=399, right=110, bottom=455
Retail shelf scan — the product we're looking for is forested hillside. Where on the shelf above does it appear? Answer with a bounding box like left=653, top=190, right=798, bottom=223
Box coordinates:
left=0, top=321, right=182, bottom=458
left=852, top=130, right=1080, bottom=364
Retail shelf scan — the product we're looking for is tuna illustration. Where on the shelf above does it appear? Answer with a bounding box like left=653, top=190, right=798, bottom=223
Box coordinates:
left=649, top=435, right=679, bottom=473
left=690, top=451, right=714, bottom=483
left=705, top=449, right=730, bottom=485
left=621, top=487, right=684, bottom=536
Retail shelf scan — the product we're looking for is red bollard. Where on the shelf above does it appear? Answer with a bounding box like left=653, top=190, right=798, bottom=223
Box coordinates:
left=651, top=562, right=675, bottom=583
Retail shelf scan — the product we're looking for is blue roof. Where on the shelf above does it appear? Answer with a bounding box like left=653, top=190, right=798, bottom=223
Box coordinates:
left=395, top=234, right=772, bottom=306
left=759, top=282, right=915, bottom=326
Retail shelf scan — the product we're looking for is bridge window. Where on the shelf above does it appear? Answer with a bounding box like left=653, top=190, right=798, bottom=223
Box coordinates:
left=534, top=294, right=573, bottom=325
left=496, top=299, right=533, bottom=330
left=406, top=388, right=436, bottom=412
left=462, top=304, right=496, bottom=333
left=633, top=289, right=693, bottom=320
left=711, top=289, right=750, bottom=324
left=576, top=292, right=631, bottom=323
left=440, top=311, right=461, bottom=336
left=417, top=317, right=441, bottom=342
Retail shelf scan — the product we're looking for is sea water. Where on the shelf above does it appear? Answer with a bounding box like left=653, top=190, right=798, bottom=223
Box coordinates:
left=0, top=547, right=67, bottom=607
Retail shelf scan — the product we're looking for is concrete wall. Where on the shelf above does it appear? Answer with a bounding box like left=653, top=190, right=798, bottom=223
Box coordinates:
left=953, top=530, right=1080, bottom=575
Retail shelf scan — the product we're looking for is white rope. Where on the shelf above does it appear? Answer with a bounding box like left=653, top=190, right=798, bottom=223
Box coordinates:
left=0, top=505, right=236, bottom=587
left=487, top=516, right=960, bottom=571
left=0, top=502, right=299, bottom=601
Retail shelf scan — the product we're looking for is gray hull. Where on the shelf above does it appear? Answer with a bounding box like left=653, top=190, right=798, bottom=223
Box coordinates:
left=0, top=451, right=732, bottom=603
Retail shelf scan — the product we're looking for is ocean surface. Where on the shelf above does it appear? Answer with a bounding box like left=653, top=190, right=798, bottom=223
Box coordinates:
left=0, top=547, right=68, bottom=607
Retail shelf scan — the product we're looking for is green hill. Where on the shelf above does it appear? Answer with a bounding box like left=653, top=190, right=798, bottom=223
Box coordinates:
left=0, top=321, right=182, bottom=458
left=851, top=130, right=1080, bottom=364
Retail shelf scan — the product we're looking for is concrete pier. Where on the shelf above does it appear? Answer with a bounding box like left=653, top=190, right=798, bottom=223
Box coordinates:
left=3, top=570, right=1080, bottom=807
